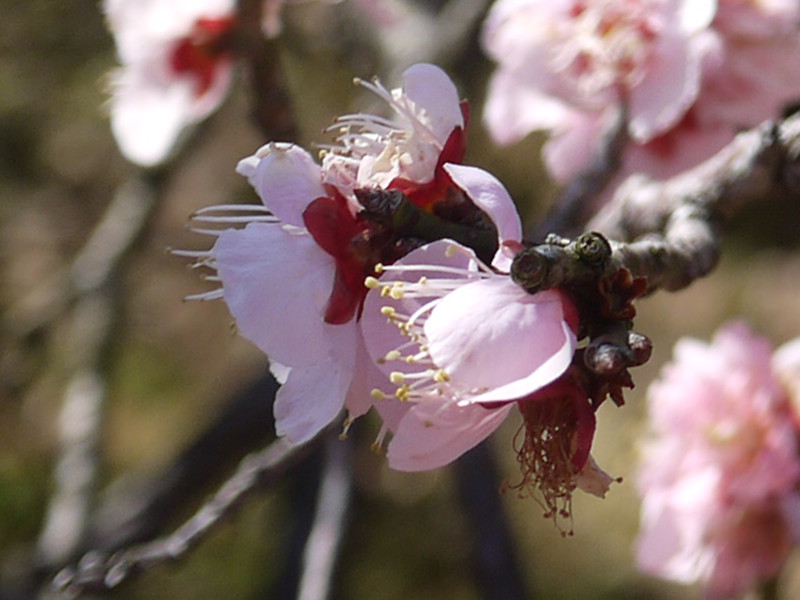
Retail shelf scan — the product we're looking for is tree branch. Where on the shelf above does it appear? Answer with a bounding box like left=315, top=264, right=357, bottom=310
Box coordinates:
left=51, top=432, right=329, bottom=596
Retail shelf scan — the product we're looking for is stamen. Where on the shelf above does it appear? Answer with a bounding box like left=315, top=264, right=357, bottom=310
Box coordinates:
left=184, top=289, right=224, bottom=302
left=190, top=214, right=278, bottom=224
left=193, top=204, right=272, bottom=214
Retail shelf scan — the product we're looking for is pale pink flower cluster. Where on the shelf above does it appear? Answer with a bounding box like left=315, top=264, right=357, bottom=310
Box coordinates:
left=181, top=63, right=613, bottom=516
left=183, top=64, right=531, bottom=446
left=636, top=322, right=800, bottom=600
left=481, top=0, right=800, bottom=182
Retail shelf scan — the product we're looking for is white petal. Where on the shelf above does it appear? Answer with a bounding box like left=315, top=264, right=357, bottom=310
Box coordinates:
left=213, top=223, right=335, bottom=366
left=387, top=400, right=512, bottom=471
left=401, top=63, right=464, bottom=143
left=109, top=67, right=194, bottom=167
left=442, top=163, right=522, bottom=270
left=274, top=356, right=352, bottom=445
left=236, top=144, right=327, bottom=227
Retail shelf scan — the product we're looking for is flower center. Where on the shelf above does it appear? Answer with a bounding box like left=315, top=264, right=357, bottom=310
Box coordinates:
left=554, top=0, right=659, bottom=100
left=319, top=76, right=467, bottom=196
left=169, top=16, right=235, bottom=97
left=365, top=245, right=491, bottom=401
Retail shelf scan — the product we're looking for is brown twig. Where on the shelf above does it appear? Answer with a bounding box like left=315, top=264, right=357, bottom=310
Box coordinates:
left=51, top=432, right=328, bottom=596
left=235, top=0, right=297, bottom=141
left=521, top=114, right=800, bottom=296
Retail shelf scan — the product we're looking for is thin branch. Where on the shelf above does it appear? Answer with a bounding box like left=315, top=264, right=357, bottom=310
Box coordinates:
left=296, top=436, right=352, bottom=600
left=2, top=176, right=159, bottom=342
left=51, top=432, right=329, bottom=596
left=589, top=116, right=796, bottom=246
left=236, top=0, right=298, bottom=141
left=516, top=114, right=800, bottom=298
left=86, top=373, right=279, bottom=552
left=34, top=177, right=160, bottom=573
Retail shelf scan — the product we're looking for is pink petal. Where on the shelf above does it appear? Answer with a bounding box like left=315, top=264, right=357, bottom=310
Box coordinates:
left=274, top=356, right=352, bottom=445
left=400, top=63, right=464, bottom=143
left=482, top=70, right=574, bottom=146
left=213, top=222, right=336, bottom=366
left=774, top=336, right=800, bottom=399
left=442, top=163, right=522, bottom=270
left=574, top=454, right=614, bottom=498
left=360, top=240, right=477, bottom=376
left=540, top=108, right=608, bottom=182
left=628, top=29, right=709, bottom=142
left=236, top=144, right=327, bottom=227
left=387, top=400, right=513, bottom=471
left=424, top=281, right=575, bottom=402
left=343, top=336, right=388, bottom=420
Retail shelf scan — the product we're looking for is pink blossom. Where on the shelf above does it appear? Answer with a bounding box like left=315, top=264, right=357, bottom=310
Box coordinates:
left=481, top=0, right=717, bottom=180
left=636, top=322, right=800, bottom=599
left=481, top=0, right=800, bottom=183
left=180, top=64, right=517, bottom=445
left=104, top=0, right=237, bottom=166
left=360, top=235, right=614, bottom=520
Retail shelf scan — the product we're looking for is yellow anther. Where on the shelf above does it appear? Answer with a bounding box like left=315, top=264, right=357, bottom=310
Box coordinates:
left=390, top=371, right=405, bottom=385
left=384, top=350, right=402, bottom=361
left=374, top=263, right=385, bottom=273
left=380, top=286, right=391, bottom=297
left=433, top=370, right=450, bottom=383
left=395, top=385, right=410, bottom=401
left=371, top=388, right=387, bottom=400
left=389, top=287, right=404, bottom=300
left=364, top=276, right=380, bottom=289
left=380, top=306, right=396, bottom=317
left=405, top=356, right=416, bottom=364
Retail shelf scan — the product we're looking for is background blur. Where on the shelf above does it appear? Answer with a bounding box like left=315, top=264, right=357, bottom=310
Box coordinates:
left=3, top=1, right=800, bottom=599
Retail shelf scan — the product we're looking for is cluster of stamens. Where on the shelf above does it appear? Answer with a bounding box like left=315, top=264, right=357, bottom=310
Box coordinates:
left=170, top=203, right=278, bottom=302
left=363, top=245, right=491, bottom=404
left=318, top=76, right=443, bottom=189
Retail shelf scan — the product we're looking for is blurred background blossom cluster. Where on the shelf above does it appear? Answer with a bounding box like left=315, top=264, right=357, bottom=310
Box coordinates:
left=2, top=1, right=800, bottom=599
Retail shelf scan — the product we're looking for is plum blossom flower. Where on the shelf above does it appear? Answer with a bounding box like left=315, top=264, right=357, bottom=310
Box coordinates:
left=481, top=0, right=800, bottom=182
left=103, top=0, right=237, bottom=166
left=179, top=64, right=512, bottom=446
left=636, top=322, right=800, bottom=600
left=361, top=227, right=617, bottom=523
left=481, top=0, right=717, bottom=180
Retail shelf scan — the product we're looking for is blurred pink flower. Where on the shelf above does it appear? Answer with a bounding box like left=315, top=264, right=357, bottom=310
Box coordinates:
left=181, top=64, right=511, bottom=445
left=636, top=322, right=800, bottom=600
left=481, top=0, right=717, bottom=180
left=104, top=0, right=237, bottom=166
left=481, top=0, right=800, bottom=183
